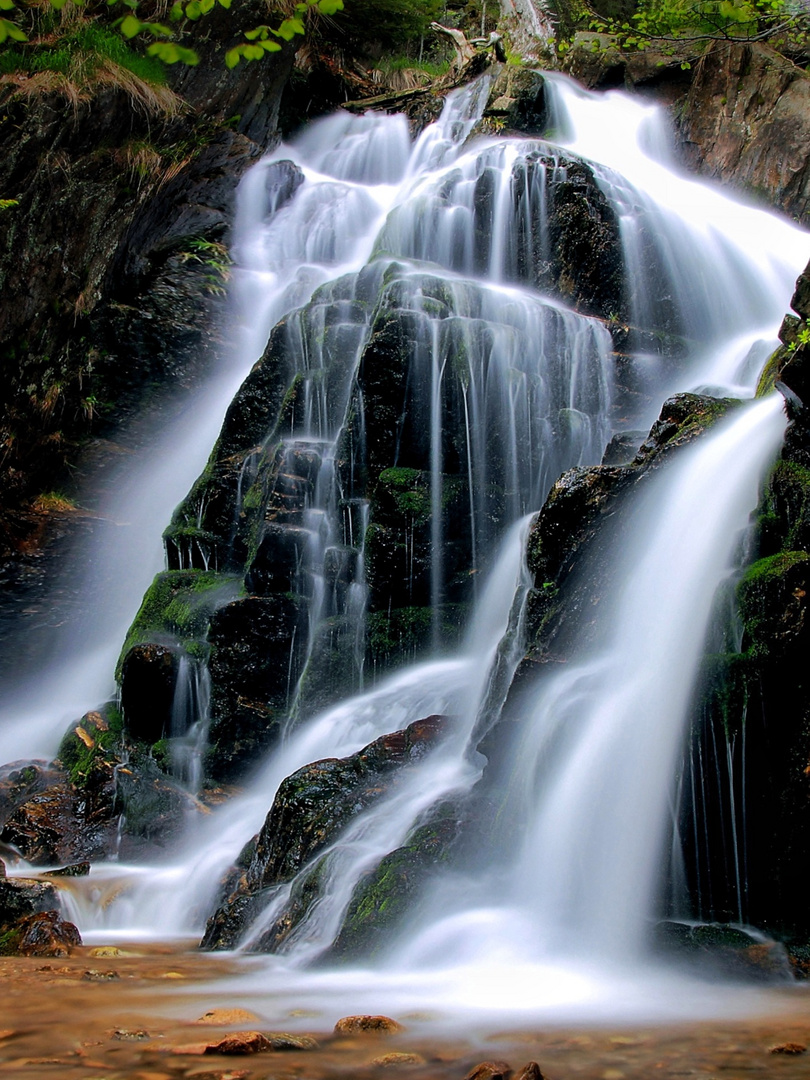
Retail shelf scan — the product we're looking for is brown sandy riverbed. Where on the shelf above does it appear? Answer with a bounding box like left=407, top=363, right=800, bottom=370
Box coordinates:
left=2, top=945, right=810, bottom=1080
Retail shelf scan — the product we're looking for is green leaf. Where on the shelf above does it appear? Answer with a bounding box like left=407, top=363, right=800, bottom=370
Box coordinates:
left=0, top=15, right=26, bottom=39
left=274, top=15, right=305, bottom=38
left=244, top=24, right=269, bottom=38
left=244, top=42, right=264, bottom=58
left=225, top=45, right=241, bottom=66
left=199, top=0, right=215, bottom=13
left=185, top=0, right=201, bottom=19
left=143, top=20, right=173, bottom=34
left=217, top=0, right=231, bottom=7
left=316, top=0, right=343, bottom=13
left=147, top=39, right=199, bottom=62
left=0, top=0, right=16, bottom=11
left=170, top=1, right=183, bottom=18
left=260, top=37, right=281, bottom=49
left=119, top=12, right=142, bottom=35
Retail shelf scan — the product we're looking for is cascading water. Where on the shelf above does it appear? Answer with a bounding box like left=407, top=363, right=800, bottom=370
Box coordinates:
left=5, top=70, right=810, bottom=1025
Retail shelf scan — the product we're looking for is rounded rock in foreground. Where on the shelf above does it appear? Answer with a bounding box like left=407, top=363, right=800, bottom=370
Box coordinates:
left=464, top=1061, right=513, bottom=1080
left=334, top=1014, right=404, bottom=1035
left=768, top=1042, right=807, bottom=1054
left=371, top=1051, right=426, bottom=1067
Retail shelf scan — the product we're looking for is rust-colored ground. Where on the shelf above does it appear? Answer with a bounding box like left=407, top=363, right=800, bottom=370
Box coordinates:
left=2, top=945, right=810, bottom=1080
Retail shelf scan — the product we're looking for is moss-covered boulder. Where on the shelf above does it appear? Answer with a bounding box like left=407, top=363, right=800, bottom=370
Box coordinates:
left=330, top=809, right=463, bottom=960
left=201, top=714, right=450, bottom=950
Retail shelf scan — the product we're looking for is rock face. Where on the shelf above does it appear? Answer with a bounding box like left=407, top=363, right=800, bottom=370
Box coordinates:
left=132, top=144, right=635, bottom=784
left=674, top=43, right=810, bottom=224
left=677, top=264, right=810, bottom=937
left=0, top=4, right=307, bottom=573
left=201, top=715, right=452, bottom=950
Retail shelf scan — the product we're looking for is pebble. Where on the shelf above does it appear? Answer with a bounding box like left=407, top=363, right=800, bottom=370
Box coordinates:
left=204, top=1031, right=272, bottom=1055
left=768, top=1042, right=807, bottom=1054
left=112, top=1028, right=151, bottom=1041
left=264, top=1032, right=319, bottom=1050
left=463, top=1060, right=513, bottom=1080
left=514, top=1064, right=545, bottom=1080
left=83, top=969, right=120, bottom=981
left=194, top=1009, right=259, bottom=1026
left=334, top=1014, right=404, bottom=1035
left=371, top=1051, right=426, bottom=1067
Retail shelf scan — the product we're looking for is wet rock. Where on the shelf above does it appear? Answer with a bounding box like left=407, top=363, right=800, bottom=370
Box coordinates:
left=114, top=754, right=203, bottom=846
left=264, top=159, right=305, bottom=216
left=331, top=807, right=464, bottom=959
left=769, top=1043, right=807, bottom=1054
left=0, top=910, right=81, bottom=957
left=514, top=1065, right=546, bottom=1080
left=204, top=1031, right=272, bottom=1055
left=206, top=595, right=303, bottom=784
left=674, top=42, right=810, bottom=223
left=484, top=68, right=549, bottom=134
left=47, top=862, right=91, bottom=877
left=112, top=1029, right=151, bottom=1041
left=83, top=969, right=121, bottom=980
left=333, top=1015, right=404, bottom=1035
left=247, top=715, right=449, bottom=892
left=463, top=1061, right=513, bottom=1080
left=372, top=1051, right=426, bottom=1066
left=202, top=716, right=450, bottom=950
left=120, top=643, right=179, bottom=744
left=0, top=761, right=65, bottom=830
left=0, top=783, right=81, bottom=865
left=195, top=1009, right=260, bottom=1026
left=601, top=430, right=645, bottom=466
left=0, top=876, right=60, bottom=925
left=264, top=1032, right=319, bottom=1050
left=653, top=921, right=791, bottom=980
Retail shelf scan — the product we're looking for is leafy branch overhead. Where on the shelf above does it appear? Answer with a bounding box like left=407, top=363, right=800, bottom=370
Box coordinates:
left=0, top=0, right=343, bottom=64
left=581, top=0, right=810, bottom=66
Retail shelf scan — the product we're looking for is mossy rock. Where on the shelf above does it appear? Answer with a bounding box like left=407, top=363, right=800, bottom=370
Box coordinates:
left=737, top=551, right=810, bottom=658
left=330, top=810, right=462, bottom=960
left=117, top=568, right=240, bottom=677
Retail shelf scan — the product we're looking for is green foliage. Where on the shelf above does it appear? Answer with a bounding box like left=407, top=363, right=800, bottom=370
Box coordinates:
left=0, top=0, right=344, bottom=68
left=178, top=236, right=231, bottom=294
left=788, top=326, right=810, bottom=353
left=336, top=0, right=441, bottom=47
left=0, top=21, right=168, bottom=83
left=586, top=0, right=810, bottom=59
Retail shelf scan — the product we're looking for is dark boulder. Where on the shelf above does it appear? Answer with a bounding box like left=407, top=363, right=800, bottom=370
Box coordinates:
left=0, top=760, right=64, bottom=831
left=207, top=595, right=303, bottom=784
left=120, top=643, right=179, bottom=744
left=0, top=910, right=82, bottom=957
left=201, top=715, right=450, bottom=950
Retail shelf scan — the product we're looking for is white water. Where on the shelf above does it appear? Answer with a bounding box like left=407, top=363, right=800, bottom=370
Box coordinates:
left=4, top=72, right=810, bottom=1025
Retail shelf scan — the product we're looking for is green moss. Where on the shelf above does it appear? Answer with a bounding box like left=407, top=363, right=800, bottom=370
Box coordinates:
left=740, top=550, right=810, bottom=588
left=57, top=714, right=121, bottom=787
left=737, top=550, right=810, bottom=659
left=117, top=569, right=239, bottom=678
left=0, top=927, right=22, bottom=956
left=756, top=346, right=785, bottom=398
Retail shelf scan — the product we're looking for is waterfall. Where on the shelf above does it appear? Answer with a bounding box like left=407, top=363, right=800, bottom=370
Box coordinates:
left=3, top=69, right=809, bottom=1022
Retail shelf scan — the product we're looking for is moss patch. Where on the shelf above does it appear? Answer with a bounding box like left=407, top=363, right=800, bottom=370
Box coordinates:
left=117, top=569, right=240, bottom=678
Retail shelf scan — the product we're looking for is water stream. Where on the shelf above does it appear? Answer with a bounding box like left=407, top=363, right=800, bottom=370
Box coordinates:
left=3, top=71, right=809, bottom=1024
